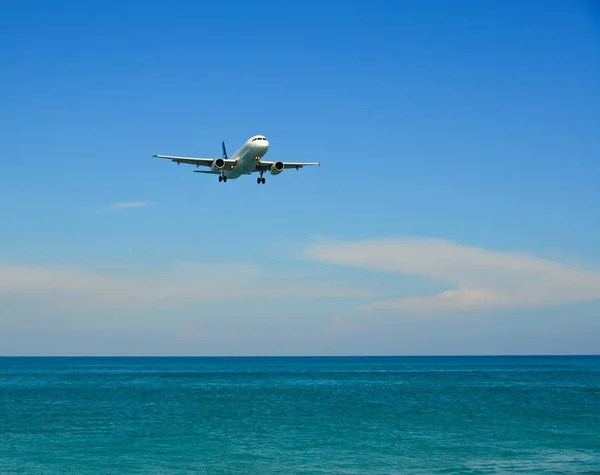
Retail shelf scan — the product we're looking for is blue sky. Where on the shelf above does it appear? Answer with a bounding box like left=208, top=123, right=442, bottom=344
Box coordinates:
left=1, top=0, right=599, bottom=355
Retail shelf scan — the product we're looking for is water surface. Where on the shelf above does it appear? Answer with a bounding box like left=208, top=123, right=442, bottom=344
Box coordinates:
left=1, top=356, right=599, bottom=474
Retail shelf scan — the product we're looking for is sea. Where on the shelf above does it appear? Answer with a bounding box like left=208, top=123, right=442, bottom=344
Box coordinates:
left=1, top=356, right=599, bottom=474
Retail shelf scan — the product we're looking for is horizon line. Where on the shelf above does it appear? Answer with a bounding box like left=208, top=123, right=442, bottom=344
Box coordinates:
left=2, top=354, right=599, bottom=358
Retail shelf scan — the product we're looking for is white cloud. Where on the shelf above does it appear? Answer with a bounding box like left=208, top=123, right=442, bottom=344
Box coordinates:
left=108, top=201, right=152, bottom=209
left=0, top=262, right=372, bottom=312
left=305, top=237, right=600, bottom=313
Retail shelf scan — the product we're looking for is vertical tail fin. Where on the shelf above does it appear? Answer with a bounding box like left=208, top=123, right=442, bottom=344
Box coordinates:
left=222, top=141, right=228, bottom=159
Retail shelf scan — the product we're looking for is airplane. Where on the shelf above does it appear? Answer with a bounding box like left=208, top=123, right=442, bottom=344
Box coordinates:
left=152, top=135, right=320, bottom=184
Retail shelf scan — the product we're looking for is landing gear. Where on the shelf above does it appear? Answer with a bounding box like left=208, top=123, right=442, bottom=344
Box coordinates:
left=219, top=175, right=227, bottom=183
left=257, top=171, right=265, bottom=184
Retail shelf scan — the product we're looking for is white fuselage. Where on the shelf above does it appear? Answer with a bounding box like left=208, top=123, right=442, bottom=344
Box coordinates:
left=225, top=135, right=269, bottom=179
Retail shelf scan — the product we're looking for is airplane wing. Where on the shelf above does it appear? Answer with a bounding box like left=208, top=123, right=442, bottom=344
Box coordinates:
left=256, top=161, right=320, bottom=171
left=152, top=154, right=237, bottom=168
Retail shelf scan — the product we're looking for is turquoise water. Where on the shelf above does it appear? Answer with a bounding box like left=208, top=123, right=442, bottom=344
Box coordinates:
left=1, top=356, right=599, bottom=474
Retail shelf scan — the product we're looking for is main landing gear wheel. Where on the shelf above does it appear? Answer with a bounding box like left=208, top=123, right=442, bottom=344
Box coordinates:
left=257, top=177, right=266, bottom=184
left=219, top=175, right=227, bottom=183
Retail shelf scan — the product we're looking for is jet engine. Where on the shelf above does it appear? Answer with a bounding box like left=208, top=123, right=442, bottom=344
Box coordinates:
left=269, top=161, right=284, bottom=175
left=211, top=158, right=225, bottom=173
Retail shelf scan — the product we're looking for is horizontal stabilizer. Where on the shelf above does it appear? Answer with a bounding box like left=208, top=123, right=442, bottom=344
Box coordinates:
left=193, top=170, right=219, bottom=174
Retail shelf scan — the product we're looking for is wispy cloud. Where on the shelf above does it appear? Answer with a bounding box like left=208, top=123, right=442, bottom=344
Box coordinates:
left=108, top=201, right=152, bottom=210
left=305, top=237, right=600, bottom=313
left=0, top=262, right=372, bottom=312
